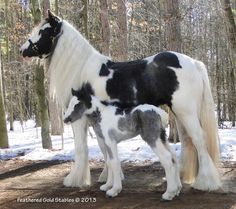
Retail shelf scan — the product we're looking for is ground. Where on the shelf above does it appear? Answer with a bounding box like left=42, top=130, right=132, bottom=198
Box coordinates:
left=0, top=159, right=235, bottom=209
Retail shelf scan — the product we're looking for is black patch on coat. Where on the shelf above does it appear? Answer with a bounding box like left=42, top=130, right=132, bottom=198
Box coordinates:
left=99, top=64, right=110, bottom=76
left=101, top=101, right=109, bottom=106
left=153, top=52, right=182, bottom=68
left=105, top=52, right=180, bottom=108
left=106, top=59, right=147, bottom=107
left=101, top=100, right=122, bottom=108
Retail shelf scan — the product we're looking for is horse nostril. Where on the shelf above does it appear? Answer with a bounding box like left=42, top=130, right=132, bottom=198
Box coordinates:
left=19, top=49, right=22, bottom=54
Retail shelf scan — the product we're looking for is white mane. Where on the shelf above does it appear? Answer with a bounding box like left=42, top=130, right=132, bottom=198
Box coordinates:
left=49, top=20, right=108, bottom=108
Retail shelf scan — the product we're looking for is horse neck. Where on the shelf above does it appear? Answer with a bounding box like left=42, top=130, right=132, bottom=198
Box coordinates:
left=48, top=21, right=106, bottom=107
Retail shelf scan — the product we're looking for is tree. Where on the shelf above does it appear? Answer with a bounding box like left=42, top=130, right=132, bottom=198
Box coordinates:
left=31, top=0, right=52, bottom=149
left=99, top=0, right=110, bottom=56
left=162, top=0, right=182, bottom=143
left=0, top=51, right=9, bottom=148
left=35, top=64, right=52, bottom=148
left=81, top=0, right=89, bottom=38
left=4, top=0, right=14, bottom=131
left=221, top=0, right=236, bottom=51
left=41, top=0, right=64, bottom=136
left=115, top=0, right=128, bottom=60
left=221, top=0, right=236, bottom=127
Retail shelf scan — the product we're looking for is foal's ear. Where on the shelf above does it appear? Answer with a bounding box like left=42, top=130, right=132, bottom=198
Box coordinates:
left=71, top=88, right=77, bottom=97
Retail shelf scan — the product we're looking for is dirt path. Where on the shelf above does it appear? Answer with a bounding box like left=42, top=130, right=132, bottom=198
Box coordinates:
left=0, top=159, right=235, bottom=209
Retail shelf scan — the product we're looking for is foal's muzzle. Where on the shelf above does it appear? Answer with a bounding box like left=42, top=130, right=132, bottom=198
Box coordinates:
left=64, top=117, right=72, bottom=124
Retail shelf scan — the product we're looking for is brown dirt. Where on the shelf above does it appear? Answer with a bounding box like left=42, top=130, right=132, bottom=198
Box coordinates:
left=0, top=159, right=235, bottom=209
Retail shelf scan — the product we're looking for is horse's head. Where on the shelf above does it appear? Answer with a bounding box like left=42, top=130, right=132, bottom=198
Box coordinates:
left=20, top=10, right=62, bottom=59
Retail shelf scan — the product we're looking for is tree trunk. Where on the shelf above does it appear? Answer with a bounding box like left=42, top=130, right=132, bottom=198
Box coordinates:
left=99, top=0, right=110, bottom=56
left=163, top=0, right=182, bottom=143
left=41, top=0, right=50, bottom=16
left=41, top=0, right=63, bottom=135
left=49, top=99, right=63, bottom=135
left=31, top=0, right=52, bottom=149
left=221, top=0, right=236, bottom=51
left=163, top=0, right=182, bottom=51
left=221, top=0, right=236, bottom=126
left=82, top=0, right=89, bottom=38
left=9, top=75, right=14, bottom=131
left=115, top=0, right=128, bottom=61
left=4, top=0, right=14, bottom=131
left=35, top=63, right=52, bottom=149
left=55, top=0, right=58, bottom=15
left=0, top=52, right=9, bottom=148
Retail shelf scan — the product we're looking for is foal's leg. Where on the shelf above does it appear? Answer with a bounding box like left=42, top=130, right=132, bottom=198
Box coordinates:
left=64, top=117, right=90, bottom=187
left=100, top=138, right=122, bottom=197
left=105, top=141, right=122, bottom=197
left=96, top=136, right=108, bottom=183
left=100, top=153, right=113, bottom=192
left=164, top=142, right=182, bottom=194
left=151, top=139, right=181, bottom=200
left=96, top=136, right=124, bottom=183
left=179, top=114, right=221, bottom=191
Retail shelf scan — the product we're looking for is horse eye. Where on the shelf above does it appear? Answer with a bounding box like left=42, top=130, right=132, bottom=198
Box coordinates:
left=39, top=30, right=43, bottom=35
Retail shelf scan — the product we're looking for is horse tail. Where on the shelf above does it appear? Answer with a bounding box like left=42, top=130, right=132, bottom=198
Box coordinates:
left=195, top=60, right=220, bottom=165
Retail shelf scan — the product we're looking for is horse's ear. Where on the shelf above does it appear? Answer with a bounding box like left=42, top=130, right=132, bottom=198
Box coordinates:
left=47, top=10, right=54, bottom=19
left=47, top=9, right=61, bottom=22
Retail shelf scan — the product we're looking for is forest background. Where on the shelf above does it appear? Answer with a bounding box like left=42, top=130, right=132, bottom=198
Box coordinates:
left=0, top=0, right=235, bottom=148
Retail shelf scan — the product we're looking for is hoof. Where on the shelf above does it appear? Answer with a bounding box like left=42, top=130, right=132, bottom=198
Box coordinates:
left=160, top=198, right=171, bottom=202
left=100, top=184, right=112, bottom=192
left=106, top=187, right=122, bottom=198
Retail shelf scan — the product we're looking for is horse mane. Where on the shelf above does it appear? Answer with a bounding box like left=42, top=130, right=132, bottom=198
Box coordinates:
left=48, top=20, right=108, bottom=108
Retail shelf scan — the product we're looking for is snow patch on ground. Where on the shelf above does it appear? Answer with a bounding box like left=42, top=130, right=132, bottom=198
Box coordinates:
left=0, top=120, right=235, bottom=162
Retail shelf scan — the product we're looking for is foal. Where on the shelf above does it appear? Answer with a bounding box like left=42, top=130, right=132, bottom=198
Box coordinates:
left=64, top=84, right=182, bottom=200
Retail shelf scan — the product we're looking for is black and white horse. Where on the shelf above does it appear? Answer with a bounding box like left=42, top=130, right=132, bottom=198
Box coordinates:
left=20, top=10, right=221, bottom=191
left=63, top=84, right=181, bottom=200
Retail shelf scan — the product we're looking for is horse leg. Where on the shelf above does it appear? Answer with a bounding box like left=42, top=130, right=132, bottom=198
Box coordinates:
left=105, top=141, right=122, bottom=197
left=175, top=118, right=198, bottom=184
left=178, top=114, right=221, bottom=191
left=63, top=117, right=90, bottom=188
left=151, top=139, right=181, bottom=200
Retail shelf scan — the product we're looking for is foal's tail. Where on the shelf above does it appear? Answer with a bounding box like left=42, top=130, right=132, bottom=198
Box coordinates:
left=196, top=61, right=220, bottom=165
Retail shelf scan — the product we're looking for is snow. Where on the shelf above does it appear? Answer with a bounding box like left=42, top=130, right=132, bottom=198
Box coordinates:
left=0, top=120, right=235, bottom=162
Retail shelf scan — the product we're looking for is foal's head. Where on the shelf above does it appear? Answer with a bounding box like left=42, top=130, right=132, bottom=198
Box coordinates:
left=63, top=83, right=94, bottom=123
left=20, top=10, right=62, bottom=59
